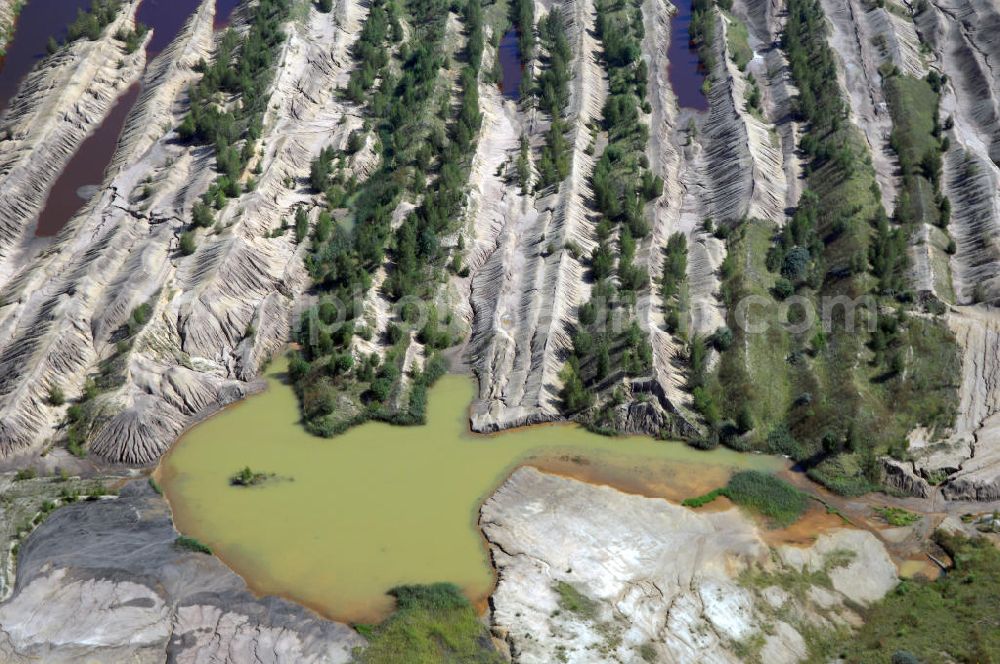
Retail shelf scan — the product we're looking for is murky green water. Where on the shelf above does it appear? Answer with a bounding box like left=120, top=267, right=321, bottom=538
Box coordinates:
left=158, top=358, right=784, bottom=623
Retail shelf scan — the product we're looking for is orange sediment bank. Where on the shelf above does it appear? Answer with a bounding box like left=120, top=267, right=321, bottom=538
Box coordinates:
left=527, top=453, right=736, bottom=504
left=760, top=502, right=851, bottom=548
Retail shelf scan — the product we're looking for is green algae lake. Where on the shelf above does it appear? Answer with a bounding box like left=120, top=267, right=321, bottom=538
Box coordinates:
left=156, top=359, right=784, bottom=623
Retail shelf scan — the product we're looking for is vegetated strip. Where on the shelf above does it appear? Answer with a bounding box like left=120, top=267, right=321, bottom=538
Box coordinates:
left=559, top=0, right=662, bottom=427
left=45, top=0, right=147, bottom=55
left=60, top=297, right=158, bottom=457
left=290, top=0, right=486, bottom=436
left=9, top=481, right=115, bottom=562
left=59, top=2, right=292, bottom=457
left=532, top=9, right=572, bottom=192
left=512, top=0, right=533, bottom=66
left=176, top=0, right=293, bottom=253
left=660, top=232, right=688, bottom=338
left=687, top=0, right=959, bottom=496
left=688, top=0, right=726, bottom=97
left=883, top=67, right=955, bottom=303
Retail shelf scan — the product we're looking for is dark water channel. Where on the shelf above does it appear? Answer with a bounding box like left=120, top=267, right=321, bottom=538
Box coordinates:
left=668, top=0, right=709, bottom=111
left=33, top=83, right=141, bottom=236
left=215, top=0, right=242, bottom=28
left=498, top=28, right=521, bottom=100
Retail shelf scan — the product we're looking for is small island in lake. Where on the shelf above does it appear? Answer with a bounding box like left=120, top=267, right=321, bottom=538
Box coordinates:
left=229, top=466, right=274, bottom=487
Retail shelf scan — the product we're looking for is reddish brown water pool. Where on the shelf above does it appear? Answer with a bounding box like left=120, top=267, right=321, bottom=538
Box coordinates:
left=31, top=0, right=224, bottom=237
left=33, top=83, right=140, bottom=237
left=0, top=0, right=94, bottom=115
left=137, top=0, right=209, bottom=55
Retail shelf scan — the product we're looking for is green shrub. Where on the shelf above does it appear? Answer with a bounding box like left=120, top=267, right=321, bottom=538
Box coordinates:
left=128, top=302, right=153, bottom=335
left=891, top=652, right=920, bottom=664
left=67, top=430, right=86, bottom=457
left=346, top=129, right=366, bottom=154
left=179, top=231, right=197, bottom=256
left=175, top=536, right=212, bottom=554
left=736, top=404, right=754, bottom=433
left=710, top=326, right=733, bottom=351
left=67, top=0, right=121, bottom=43
left=47, top=385, right=65, bottom=406
left=682, top=487, right=726, bottom=508
left=873, top=506, right=920, bottom=527
left=559, top=360, right=592, bottom=413
left=772, top=277, right=793, bottom=299
left=229, top=466, right=272, bottom=486
left=192, top=201, right=215, bottom=228
left=766, top=424, right=801, bottom=456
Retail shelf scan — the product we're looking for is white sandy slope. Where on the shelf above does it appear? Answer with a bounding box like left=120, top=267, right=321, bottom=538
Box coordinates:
left=482, top=467, right=898, bottom=663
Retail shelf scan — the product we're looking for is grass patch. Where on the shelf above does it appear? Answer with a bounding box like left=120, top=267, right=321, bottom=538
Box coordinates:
left=833, top=533, right=1000, bottom=662
left=725, top=13, right=753, bottom=71
left=873, top=506, right=920, bottom=527
left=740, top=558, right=834, bottom=599
left=724, top=471, right=809, bottom=528
left=823, top=548, right=857, bottom=571
left=684, top=471, right=808, bottom=528
left=355, top=583, right=503, bottom=663
left=885, top=75, right=940, bottom=171
left=554, top=581, right=599, bottom=620
left=927, top=226, right=956, bottom=303
left=885, top=73, right=951, bottom=237
left=723, top=470, right=809, bottom=528
left=174, top=535, right=212, bottom=554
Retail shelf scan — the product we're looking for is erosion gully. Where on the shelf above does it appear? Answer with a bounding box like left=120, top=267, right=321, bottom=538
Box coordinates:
left=0, top=0, right=243, bottom=239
